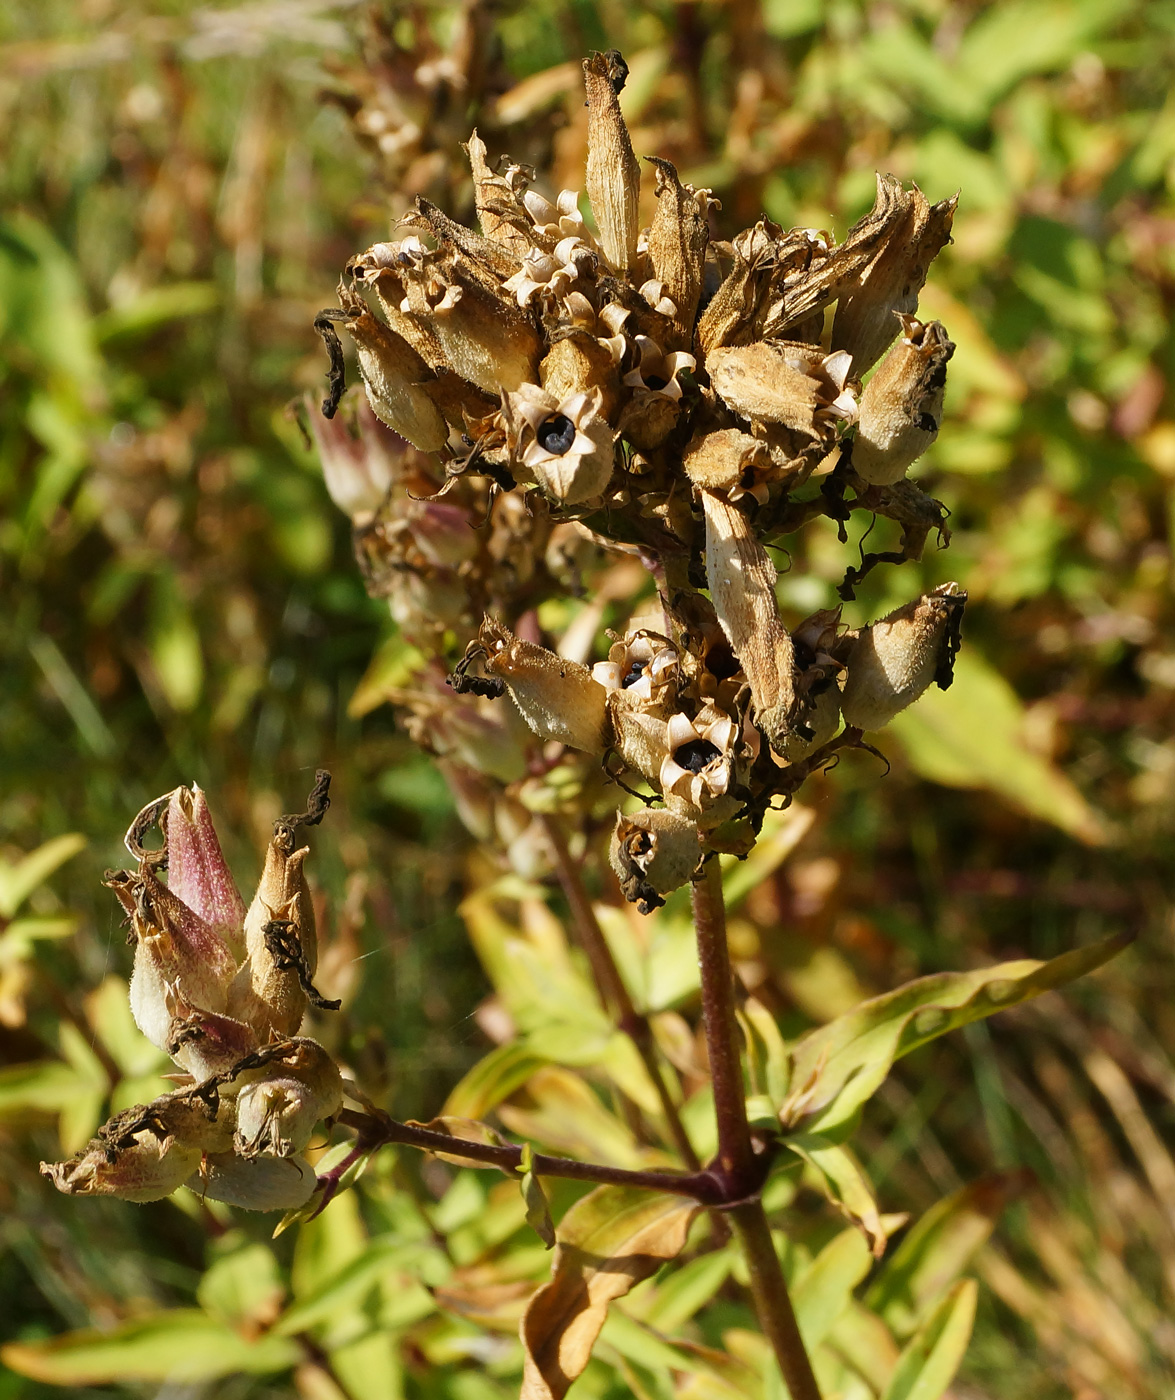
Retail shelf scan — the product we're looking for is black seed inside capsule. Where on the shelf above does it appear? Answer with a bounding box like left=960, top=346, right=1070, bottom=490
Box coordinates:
left=645, top=374, right=668, bottom=392
left=674, top=739, right=721, bottom=773
left=621, top=660, right=645, bottom=688
left=538, top=414, right=577, bottom=455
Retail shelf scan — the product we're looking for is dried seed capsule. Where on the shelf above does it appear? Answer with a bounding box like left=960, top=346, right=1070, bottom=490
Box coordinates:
left=193, top=1152, right=317, bottom=1212
left=707, top=341, right=856, bottom=440
left=41, top=1089, right=230, bottom=1204
left=701, top=490, right=800, bottom=752
left=839, top=583, right=966, bottom=730
left=233, top=1039, right=343, bottom=1159
left=852, top=316, right=954, bottom=484
left=166, top=996, right=259, bottom=1080
left=501, top=383, right=616, bottom=503
left=611, top=809, right=702, bottom=913
left=105, top=869, right=238, bottom=1054
left=540, top=332, right=623, bottom=419
left=478, top=617, right=610, bottom=754
left=165, top=785, right=247, bottom=961
left=228, top=840, right=317, bottom=1040
left=682, top=428, right=773, bottom=503
left=830, top=175, right=957, bottom=376
left=645, top=157, right=713, bottom=344
left=337, top=301, right=449, bottom=452
left=466, top=129, right=533, bottom=256
left=659, top=707, right=742, bottom=824
left=583, top=50, right=641, bottom=273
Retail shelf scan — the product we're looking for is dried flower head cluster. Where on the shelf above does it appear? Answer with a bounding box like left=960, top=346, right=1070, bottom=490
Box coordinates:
left=42, top=779, right=342, bottom=1210
left=315, top=51, right=966, bottom=912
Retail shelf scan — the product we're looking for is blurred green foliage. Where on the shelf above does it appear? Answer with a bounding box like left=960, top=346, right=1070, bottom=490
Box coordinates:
left=3, top=0, right=1175, bottom=1396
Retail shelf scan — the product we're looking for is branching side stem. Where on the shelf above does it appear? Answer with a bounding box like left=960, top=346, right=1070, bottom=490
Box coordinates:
left=540, top=813, right=702, bottom=1170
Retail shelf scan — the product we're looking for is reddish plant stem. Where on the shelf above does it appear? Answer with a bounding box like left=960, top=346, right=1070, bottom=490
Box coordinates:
left=691, top=858, right=756, bottom=1194
left=540, top=814, right=702, bottom=1171
left=730, top=1200, right=823, bottom=1400
left=336, top=1108, right=723, bottom=1203
left=692, top=860, right=822, bottom=1399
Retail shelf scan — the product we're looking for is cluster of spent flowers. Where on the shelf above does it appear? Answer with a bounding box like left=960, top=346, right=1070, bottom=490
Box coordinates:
left=314, top=50, right=967, bottom=911
left=41, top=779, right=343, bottom=1211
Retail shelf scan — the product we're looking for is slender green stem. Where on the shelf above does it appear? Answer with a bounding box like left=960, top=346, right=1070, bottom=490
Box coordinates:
left=336, top=1108, right=723, bottom=1202
left=540, top=813, right=702, bottom=1170
left=691, top=858, right=756, bottom=1193
left=730, top=1200, right=823, bottom=1400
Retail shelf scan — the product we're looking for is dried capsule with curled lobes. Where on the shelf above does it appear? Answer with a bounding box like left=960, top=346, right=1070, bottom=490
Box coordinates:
left=853, top=316, right=954, bottom=485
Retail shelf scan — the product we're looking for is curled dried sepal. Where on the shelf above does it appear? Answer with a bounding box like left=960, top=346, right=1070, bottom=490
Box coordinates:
left=234, top=1039, right=343, bottom=1159
left=839, top=583, right=966, bottom=731
left=477, top=618, right=609, bottom=754
left=583, top=50, right=641, bottom=274
left=611, top=809, right=702, bottom=913
left=466, top=129, right=533, bottom=256
left=193, top=1152, right=317, bottom=1212
left=660, top=707, right=743, bottom=824
left=592, top=631, right=680, bottom=714
left=165, top=785, right=247, bottom=961
left=105, top=868, right=237, bottom=1054
left=831, top=175, right=958, bottom=376
left=701, top=490, right=800, bottom=752
left=853, top=316, right=954, bottom=485
left=333, top=295, right=450, bottom=452
left=501, top=384, right=615, bottom=503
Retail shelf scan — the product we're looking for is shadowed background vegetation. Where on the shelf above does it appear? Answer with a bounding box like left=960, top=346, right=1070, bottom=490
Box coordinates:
left=2, top=0, right=1175, bottom=1395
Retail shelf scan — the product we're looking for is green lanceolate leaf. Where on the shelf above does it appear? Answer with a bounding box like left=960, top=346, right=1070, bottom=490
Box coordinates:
left=790, top=1226, right=874, bottom=1351
left=1, top=1311, right=300, bottom=1385
left=867, top=1171, right=1030, bottom=1337
left=785, top=1135, right=888, bottom=1257
left=781, top=928, right=1131, bottom=1134
left=879, top=1279, right=978, bottom=1400
left=443, top=1042, right=549, bottom=1118
left=0, top=832, right=86, bottom=919
left=520, top=1185, right=699, bottom=1400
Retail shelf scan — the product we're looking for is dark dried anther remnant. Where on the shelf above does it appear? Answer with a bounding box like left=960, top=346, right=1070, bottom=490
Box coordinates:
left=312, top=47, right=965, bottom=910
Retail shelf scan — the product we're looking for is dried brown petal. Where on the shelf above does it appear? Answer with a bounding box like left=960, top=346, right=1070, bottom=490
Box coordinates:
left=701, top=491, right=800, bottom=752
left=583, top=51, right=641, bottom=274
left=467, top=129, right=533, bottom=256
left=839, top=583, right=966, bottom=730
left=479, top=618, right=610, bottom=754
left=853, top=316, right=954, bottom=484
left=707, top=341, right=856, bottom=443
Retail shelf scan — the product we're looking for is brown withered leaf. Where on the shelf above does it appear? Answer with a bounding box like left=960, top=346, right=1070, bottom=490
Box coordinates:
left=520, top=1185, right=699, bottom=1400
left=583, top=51, right=641, bottom=273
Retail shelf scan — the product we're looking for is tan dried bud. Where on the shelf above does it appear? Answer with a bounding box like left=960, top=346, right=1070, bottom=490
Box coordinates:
left=611, top=809, right=702, bottom=913
left=701, top=490, right=800, bottom=751
left=193, top=1152, right=317, bottom=1212
left=839, top=583, right=966, bottom=730
left=338, top=298, right=449, bottom=452
left=583, top=51, right=641, bottom=273
left=42, top=1089, right=229, bottom=1204
left=164, top=785, right=247, bottom=961
left=645, top=158, right=712, bottom=343
left=852, top=316, right=954, bottom=484
left=478, top=617, right=610, bottom=754
left=105, top=869, right=237, bottom=1054
left=682, top=428, right=773, bottom=502
left=501, top=383, right=616, bottom=503
left=233, top=1039, right=343, bottom=1159
left=831, top=175, right=957, bottom=375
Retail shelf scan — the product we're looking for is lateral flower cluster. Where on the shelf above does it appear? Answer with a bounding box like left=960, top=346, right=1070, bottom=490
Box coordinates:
left=42, top=779, right=343, bottom=1211
left=316, top=50, right=967, bottom=911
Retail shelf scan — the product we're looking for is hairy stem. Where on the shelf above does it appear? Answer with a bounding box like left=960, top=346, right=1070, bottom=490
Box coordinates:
left=336, top=1108, right=723, bottom=1203
left=540, top=814, right=701, bottom=1170
left=730, top=1200, right=823, bottom=1400
left=691, top=858, right=756, bottom=1192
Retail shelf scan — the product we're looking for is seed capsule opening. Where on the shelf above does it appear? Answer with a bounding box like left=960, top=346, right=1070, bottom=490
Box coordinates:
left=538, top=414, right=577, bottom=455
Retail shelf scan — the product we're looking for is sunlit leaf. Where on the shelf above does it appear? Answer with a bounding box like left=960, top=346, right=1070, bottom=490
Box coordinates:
left=443, top=1043, right=550, bottom=1119
left=520, top=1185, right=699, bottom=1400
left=781, top=928, right=1131, bottom=1134
left=879, top=1280, right=978, bottom=1400
left=790, top=1227, right=873, bottom=1351
left=786, top=1135, right=888, bottom=1257
left=0, top=832, right=86, bottom=919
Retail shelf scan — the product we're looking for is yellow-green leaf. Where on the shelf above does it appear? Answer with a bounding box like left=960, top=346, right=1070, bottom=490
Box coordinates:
left=879, top=1279, right=978, bottom=1400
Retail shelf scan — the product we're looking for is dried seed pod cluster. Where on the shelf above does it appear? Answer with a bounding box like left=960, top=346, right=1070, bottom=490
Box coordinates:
left=42, top=780, right=343, bottom=1211
left=315, top=51, right=969, bottom=909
